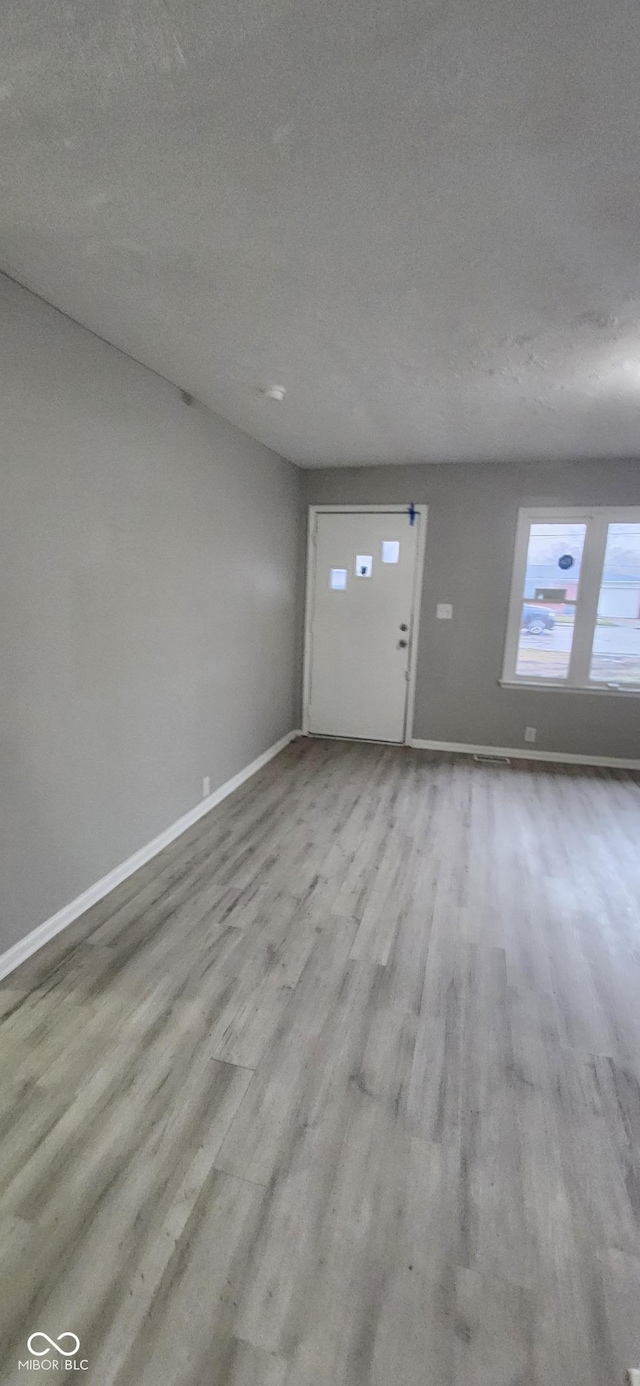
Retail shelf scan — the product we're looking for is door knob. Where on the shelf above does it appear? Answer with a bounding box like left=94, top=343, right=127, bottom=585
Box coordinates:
left=400, top=623, right=408, bottom=631
left=398, top=639, right=408, bottom=648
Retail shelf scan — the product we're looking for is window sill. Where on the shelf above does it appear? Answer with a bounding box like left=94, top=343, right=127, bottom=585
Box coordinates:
left=499, top=679, right=640, bottom=697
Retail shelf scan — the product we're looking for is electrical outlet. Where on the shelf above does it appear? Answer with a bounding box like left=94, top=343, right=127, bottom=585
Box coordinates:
left=202, top=775, right=211, bottom=798
left=436, top=603, right=453, bottom=620
left=524, top=726, right=536, bottom=743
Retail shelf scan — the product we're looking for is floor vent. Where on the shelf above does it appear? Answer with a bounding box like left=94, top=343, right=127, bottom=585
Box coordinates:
left=472, top=753, right=511, bottom=766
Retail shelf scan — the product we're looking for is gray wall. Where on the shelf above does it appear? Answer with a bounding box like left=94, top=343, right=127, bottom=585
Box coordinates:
left=1, top=275, right=301, bottom=952
left=303, top=461, right=640, bottom=759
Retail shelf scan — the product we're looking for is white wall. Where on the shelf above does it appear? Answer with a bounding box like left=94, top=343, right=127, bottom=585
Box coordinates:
left=0, top=275, right=301, bottom=951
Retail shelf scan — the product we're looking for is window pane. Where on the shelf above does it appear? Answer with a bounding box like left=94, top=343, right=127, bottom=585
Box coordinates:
left=515, top=523, right=586, bottom=680
left=589, top=523, right=640, bottom=685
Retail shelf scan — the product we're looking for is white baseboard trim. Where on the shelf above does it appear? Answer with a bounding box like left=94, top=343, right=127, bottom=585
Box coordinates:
left=409, top=737, right=640, bottom=771
left=0, top=729, right=301, bottom=985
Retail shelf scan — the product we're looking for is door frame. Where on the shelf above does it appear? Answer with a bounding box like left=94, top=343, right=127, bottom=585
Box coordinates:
left=302, top=503, right=428, bottom=743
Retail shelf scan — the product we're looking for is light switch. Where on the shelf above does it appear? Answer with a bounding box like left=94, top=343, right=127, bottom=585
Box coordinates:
left=436, top=603, right=453, bottom=620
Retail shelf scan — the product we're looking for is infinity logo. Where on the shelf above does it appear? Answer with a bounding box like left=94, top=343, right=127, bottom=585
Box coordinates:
left=27, top=1332, right=81, bottom=1357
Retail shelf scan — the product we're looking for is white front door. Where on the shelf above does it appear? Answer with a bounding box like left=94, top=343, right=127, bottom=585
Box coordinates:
left=305, top=509, right=422, bottom=742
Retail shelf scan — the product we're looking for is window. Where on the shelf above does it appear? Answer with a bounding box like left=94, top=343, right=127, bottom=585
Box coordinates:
left=502, top=508, right=640, bottom=692
left=590, top=523, right=640, bottom=685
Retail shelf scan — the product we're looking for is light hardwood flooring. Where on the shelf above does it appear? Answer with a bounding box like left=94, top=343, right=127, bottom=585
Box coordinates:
left=1, top=737, right=640, bottom=1385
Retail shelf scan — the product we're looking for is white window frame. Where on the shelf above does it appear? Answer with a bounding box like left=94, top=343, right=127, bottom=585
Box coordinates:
left=501, top=506, right=640, bottom=695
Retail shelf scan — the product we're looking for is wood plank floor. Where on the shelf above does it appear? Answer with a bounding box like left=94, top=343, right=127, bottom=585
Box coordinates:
left=1, top=737, right=640, bottom=1385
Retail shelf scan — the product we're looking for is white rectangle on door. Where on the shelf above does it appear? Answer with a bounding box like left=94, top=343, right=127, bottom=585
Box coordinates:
left=330, top=568, right=347, bottom=590
left=307, top=510, right=421, bottom=742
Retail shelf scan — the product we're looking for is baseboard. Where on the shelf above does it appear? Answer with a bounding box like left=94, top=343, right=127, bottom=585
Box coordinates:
left=0, top=730, right=301, bottom=985
left=409, top=737, right=640, bottom=771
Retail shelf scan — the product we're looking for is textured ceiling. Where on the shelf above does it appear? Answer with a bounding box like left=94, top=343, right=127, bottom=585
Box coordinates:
left=3, top=1, right=640, bottom=466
